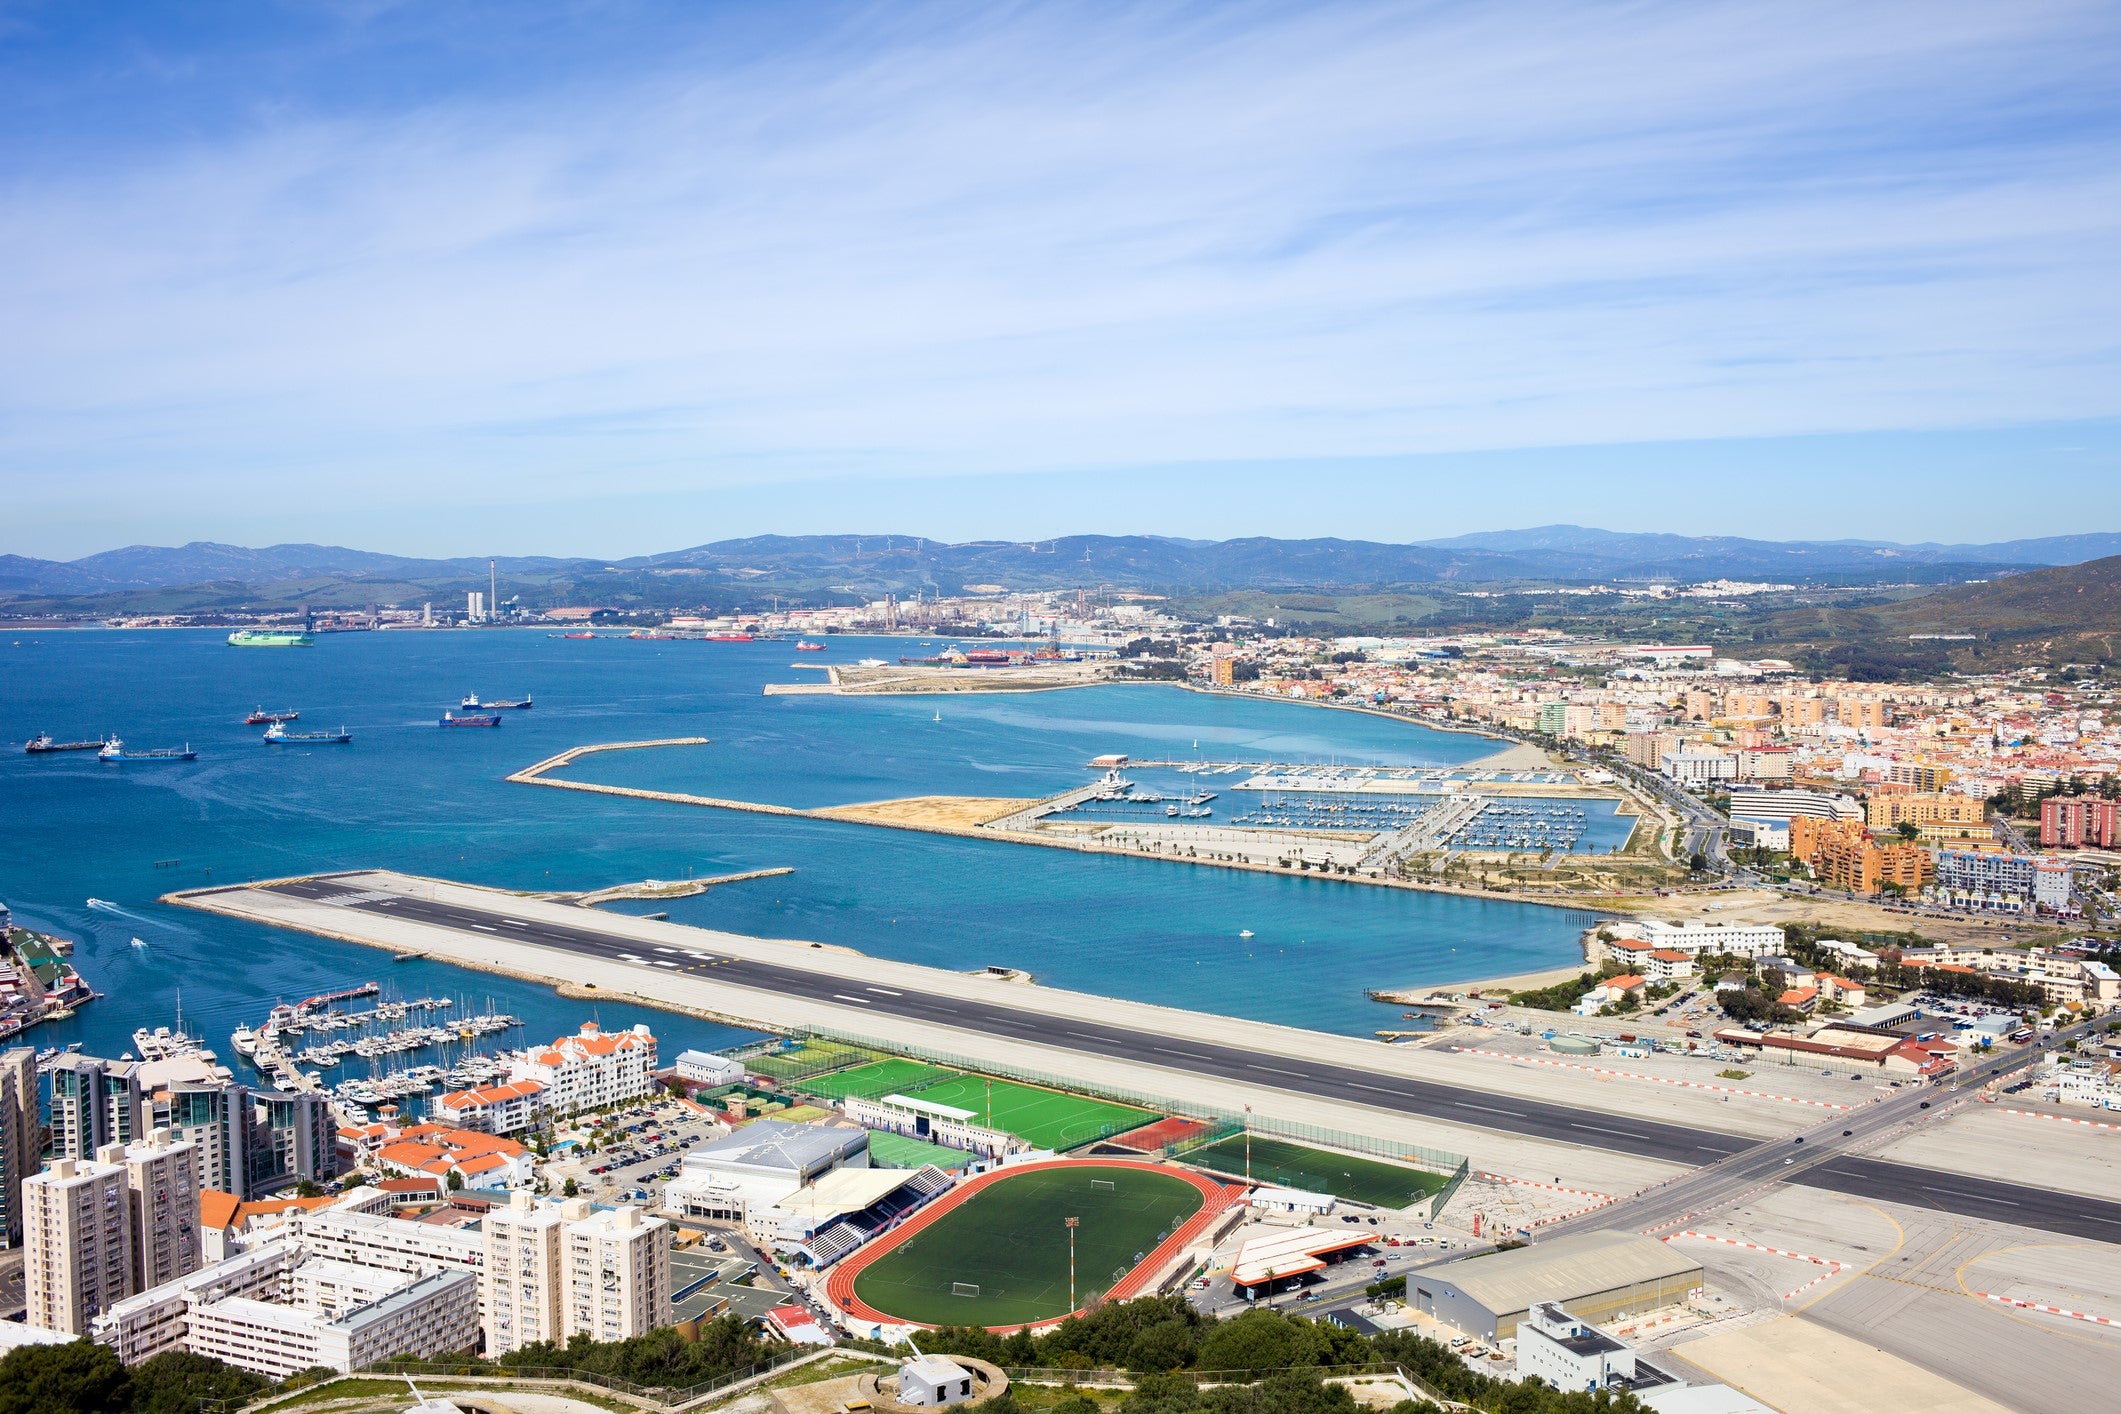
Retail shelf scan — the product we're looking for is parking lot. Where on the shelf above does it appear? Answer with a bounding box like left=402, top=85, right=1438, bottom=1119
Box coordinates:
left=547, top=1095, right=729, bottom=1206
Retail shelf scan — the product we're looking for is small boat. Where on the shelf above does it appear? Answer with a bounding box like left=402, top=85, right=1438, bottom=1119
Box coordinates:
left=130, top=937, right=147, bottom=949
left=934, top=710, right=941, bottom=723
left=245, top=707, right=300, bottom=725
left=795, top=641, right=826, bottom=651
left=438, top=712, right=501, bottom=728
left=264, top=723, right=352, bottom=745
left=1239, top=930, right=1254, bottom=939
left=461, top=693, right=533, bottom=710
left=99, top=738, right=197, bottom=762
left=24, top=733, right=107, bottom=754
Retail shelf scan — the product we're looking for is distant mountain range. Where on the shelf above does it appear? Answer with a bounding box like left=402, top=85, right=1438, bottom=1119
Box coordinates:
left=4, top=526, right=2120, bottom=599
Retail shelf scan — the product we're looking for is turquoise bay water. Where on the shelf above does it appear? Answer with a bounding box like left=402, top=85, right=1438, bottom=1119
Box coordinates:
left=0, top=630, right=1592, bottom=1055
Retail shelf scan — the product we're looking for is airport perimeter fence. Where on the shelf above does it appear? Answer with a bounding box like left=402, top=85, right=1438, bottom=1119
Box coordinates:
left=786, top=1023, right=1472, bottom=1209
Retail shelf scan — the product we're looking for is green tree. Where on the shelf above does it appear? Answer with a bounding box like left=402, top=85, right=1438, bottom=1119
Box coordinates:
left=123, top=1350, right=270, bottom=1414
left=293, top=1178, right=324, bottom=1199
left=1195, top=1309, right=1331, bottom=1375
left=0, top=1340, right=130, bottom=1414
left=447, top=1169, right=464, bottom=1191
left=562, top=1176, right=579, bottom=1198
left=1126, top=1319, right=1201, bottom=1373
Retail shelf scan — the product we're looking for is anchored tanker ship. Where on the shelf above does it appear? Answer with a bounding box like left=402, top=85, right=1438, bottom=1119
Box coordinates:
left=227, top=630, right=313, bottom=647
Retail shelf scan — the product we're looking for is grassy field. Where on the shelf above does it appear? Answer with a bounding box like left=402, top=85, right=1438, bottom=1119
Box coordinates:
left=851, top=1166, right=1204, bottom=1327
left=1178, top=1136, right=1447, bottom=1208
left=907, top=1075, right=1156, bottom=1152
left=802, top=1058, right=955, bottom=1101
left=802, top=1061, right=1154, bottom=1150
left=867, top=1130, right=974, bottom=1171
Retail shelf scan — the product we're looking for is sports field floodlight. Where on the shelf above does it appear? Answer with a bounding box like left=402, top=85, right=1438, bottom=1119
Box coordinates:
left=1066, top=1216, right=1080, bottom=1310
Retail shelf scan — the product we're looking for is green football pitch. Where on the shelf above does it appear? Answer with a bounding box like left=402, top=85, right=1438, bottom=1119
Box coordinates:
left=907, top=1075, right=1155, bottom=1152
left=1178, top=1136, right=1447, bottom=1209
left=851, top=1166, right=1205, bottom=1327
left=802, top=1059, right=954, bottom=1101
left=866, top=1130, right=972, bottom=1171
left=802, top=1062, right=1156, bottom=1151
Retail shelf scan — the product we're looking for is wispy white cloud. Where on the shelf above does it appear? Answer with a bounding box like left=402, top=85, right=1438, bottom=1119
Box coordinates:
left=3, top=0, right=2119, bottom=551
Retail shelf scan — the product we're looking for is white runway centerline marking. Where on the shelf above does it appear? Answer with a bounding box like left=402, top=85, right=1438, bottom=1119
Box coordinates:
left=831, top=994, right=874, bottom=1005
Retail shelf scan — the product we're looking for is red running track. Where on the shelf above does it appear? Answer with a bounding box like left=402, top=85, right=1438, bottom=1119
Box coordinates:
left=824, top=1157, right=1241, bottom=1332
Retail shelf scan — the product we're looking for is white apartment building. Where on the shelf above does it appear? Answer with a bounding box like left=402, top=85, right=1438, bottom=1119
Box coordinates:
left=289, top=1258, right=409, bottom=1317
left=184, top=1267, right=479, bottom=1380
left=24, top=1150, right=133, bottom=1334
left=509, top=1023, right=658, bottom=1118
left=293, top=1205, right=483, bottom=1280
left=1602, top=919, right=1785, bottom=960
left=1662, top=748, right=1736, bottom=786
left=429, top=1078, right=547, bottom=1135
left=564, top=1204, right=671, bottom=1344
left=93, top=1239, right=298, bottom=1365
left=123, top=1131, right=203, bottom=1292
left=1727, top=788, right=1863, bottom=824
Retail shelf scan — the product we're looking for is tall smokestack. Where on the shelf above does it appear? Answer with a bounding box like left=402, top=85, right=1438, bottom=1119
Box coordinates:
left=490, top=559, right=498, bottom=622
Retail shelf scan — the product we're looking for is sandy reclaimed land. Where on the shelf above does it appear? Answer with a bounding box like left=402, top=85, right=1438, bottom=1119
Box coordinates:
left=1669, top=1316, right=2011, bottom=1414
left=814, top=795, right=1037, bottom=829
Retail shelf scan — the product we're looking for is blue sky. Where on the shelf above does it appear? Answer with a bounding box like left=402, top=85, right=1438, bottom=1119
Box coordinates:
left=4, top=0, right=2120, bottom=559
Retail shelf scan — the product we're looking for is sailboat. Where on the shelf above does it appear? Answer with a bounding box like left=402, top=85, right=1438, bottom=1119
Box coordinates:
left=933, top=709, right=941, bottom=723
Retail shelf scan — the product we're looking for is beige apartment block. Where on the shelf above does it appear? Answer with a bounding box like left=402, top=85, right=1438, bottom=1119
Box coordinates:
left=0, top=1049, right=38, bottom=1249
left=482, top=1190, right=570, bottom=1355
left=564, top=1201, right=671, bottom=1343
left=124, top=1130, right=203, bottom=1291
left=24, top=1149, right=134, bottom=1334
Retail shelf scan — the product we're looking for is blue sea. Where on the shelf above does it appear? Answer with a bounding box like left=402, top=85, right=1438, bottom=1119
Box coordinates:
left=0, top=630, right=1594, bottom=1062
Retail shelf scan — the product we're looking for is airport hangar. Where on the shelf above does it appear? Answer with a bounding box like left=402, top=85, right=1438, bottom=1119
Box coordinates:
left=1406, top=1231, right=1704, bottom=1341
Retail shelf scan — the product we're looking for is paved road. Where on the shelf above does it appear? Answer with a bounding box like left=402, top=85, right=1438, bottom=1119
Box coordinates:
left=244, top=877, right=2118, bottom=1242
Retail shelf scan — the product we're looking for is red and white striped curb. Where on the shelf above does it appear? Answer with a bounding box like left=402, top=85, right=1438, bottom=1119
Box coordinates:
left=2001, top=1107, right=2121, bottom=1133
left=1475, top=1172, right=1617, bottom=1229
left=1477, top=1171, right=1613, bottom=1201
left=1454, top=1047, right=1852, bottom=1110
left=1975, top=1292, right=2118, bottom=1326
left=1663, top=1230, right=1846, bottom=1300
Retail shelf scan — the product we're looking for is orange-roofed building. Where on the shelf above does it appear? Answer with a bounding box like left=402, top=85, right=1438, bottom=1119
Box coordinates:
left=430, top=1078, right=546, bottom=1136
left=375, top=1124, right=533, bottom=1192
left=507, top=1022, right=657, bottom=1118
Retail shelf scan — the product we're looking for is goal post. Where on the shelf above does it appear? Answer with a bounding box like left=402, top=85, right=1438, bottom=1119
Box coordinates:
left=1089, top=1178, right=1116, bottom=1191
left=951, top=1282, right=980, bottom=1298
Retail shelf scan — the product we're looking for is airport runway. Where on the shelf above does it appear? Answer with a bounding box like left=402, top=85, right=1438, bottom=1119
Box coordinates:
left=233, top=876, right=2121, bottom=1240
